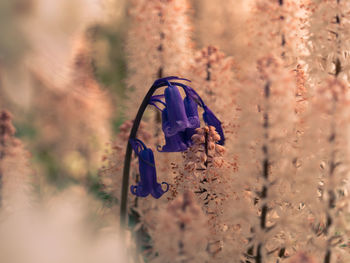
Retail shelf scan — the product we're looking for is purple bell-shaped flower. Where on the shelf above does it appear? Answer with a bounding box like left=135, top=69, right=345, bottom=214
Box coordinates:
left=149, top=79, right=225, bottom=151
left=203, top=105, right=225, bottom=145
left=172, top=82, right=224, bottom=145
left=129, top=139, right=169, bottom=198
left=158, top=108, right=189, bottom=152
left=163, top=83, right=191, bottom=136
left=183, top=96, right=200, bottom=145
left=184, top=96, right=200, bottom=128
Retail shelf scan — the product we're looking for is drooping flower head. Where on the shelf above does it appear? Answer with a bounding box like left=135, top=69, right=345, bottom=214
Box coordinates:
left=149, top=77, right=225, bottom=152
left=126, top=77, right=224, bottom=200
left=150, top=93, right=199, bottom=152
left=172, top=81, right=225, bottom=145
left=129, top=139, right=169, bottom=199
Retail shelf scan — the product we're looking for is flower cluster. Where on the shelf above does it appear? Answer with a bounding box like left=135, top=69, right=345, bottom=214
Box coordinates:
left=129, top=76, right=224, bottom=199
left=151, top=77, right=225, bottom=150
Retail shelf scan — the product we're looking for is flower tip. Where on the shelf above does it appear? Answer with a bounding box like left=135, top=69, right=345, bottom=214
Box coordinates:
left=218, top=135, right=225, bottom=146
left=129, top=138, right=147, bottom=155
left=158, top=132, right=189, bottom=152
left=130, top=185, right=149, bottom=197
left=151, top=182, right=169, bottom=199
left=156, top=144, right=165, bottom=152
left=202, top=106, right=225, bottom=145
left=162, top=182, right=170, bottom=193
left=130, top=185, right=137, bottom=195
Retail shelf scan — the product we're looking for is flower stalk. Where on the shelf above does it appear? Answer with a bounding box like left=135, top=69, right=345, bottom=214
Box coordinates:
left=120, top=77, right=224, bottom=232
left=120, top=80, right=162, bottom=229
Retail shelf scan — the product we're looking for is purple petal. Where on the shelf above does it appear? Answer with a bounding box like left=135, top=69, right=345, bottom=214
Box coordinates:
left=170, top=82, right=204, bottom=107
left=130, top=141, right=169, bottom=198
left=149, top=97, right=166, bottom=111
left=184, top=96, right=200, bottom=128
left=157, top=132, right=189, bottom=152
left=203, top=106, right=225, bottom=145
left=130, top=184, right=149, bottom=197
left=183, top=128, right=197, bottom=146
left=130, top=148, right=155, bottom=197
left=160, top=108, right=190, bottom=152
left=138, top=148, right=157, bottom=184
left=151, top=182, right=169, bottom=199
left=129, top=139, right=146, bottom=155
left=164, top=85, right=191, bottom=136
left=151, top=94, right=165, bottom=99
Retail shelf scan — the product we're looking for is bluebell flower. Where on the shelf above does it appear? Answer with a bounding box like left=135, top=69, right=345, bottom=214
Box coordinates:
left=203, top=105, right=225, bottom=145
left=184, top=96, right=200, bottom=128
left=158, top=108, right=189, bottom=152
left=149, top=96, right=188, bottom=152
left=163, top=82, right=192, bottom=136
left=149, top=78, right=225, bottom=151
left=172, top=81, right=225, bottom=145
left=150, top=94, right=200, bottom=152
left=171, top=82, right=204, bottom=107
left=183, top=95, right=200, bottom=145
left=129, top=139, right=169, bottom=199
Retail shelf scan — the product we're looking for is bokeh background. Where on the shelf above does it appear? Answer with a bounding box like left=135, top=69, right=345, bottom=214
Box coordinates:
left=3, top=1, right=350, bottom=262
left=0, top=0, right=251, bottom=201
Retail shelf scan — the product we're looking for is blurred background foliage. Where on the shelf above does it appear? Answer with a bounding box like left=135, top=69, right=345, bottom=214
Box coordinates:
left=0, top=0, right=250, bottom=203
left=0, top=0, right=130, bottom=202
